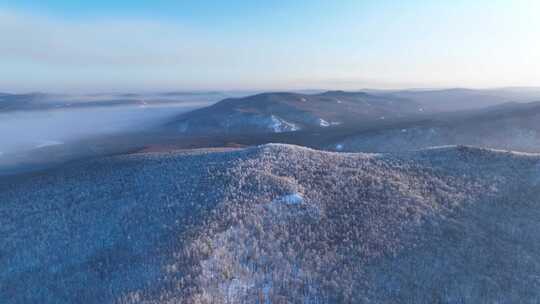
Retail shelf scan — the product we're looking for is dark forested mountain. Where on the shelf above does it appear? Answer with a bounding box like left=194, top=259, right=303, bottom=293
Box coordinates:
left=167, top=88, right=540, bottom=136
left=2, top=144, right=540, bottom=303
left=169, top=91, right=423, bottom=134
left=326, top=100, right=540, bottom=153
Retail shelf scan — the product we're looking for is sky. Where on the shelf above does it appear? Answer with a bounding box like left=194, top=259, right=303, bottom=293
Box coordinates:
left=1, top=0, right=539, bottom=92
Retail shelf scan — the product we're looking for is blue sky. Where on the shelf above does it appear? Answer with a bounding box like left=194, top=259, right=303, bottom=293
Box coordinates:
left=1, top=0, right=539, bottom=92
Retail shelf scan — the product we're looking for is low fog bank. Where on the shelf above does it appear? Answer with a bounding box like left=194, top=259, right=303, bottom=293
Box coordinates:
left=0, top=102, right=206, bottom=175
left=0, top=91, right=252, bottom=112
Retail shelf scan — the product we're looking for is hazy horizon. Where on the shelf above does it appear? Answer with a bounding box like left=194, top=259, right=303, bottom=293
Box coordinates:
left=1, top=1, right=539, bottom=92
left=4, top=86, right=540, bottom=96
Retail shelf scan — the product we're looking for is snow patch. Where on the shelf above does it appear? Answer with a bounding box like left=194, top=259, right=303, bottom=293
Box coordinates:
left=317, top=118, right=340, bottom=127
left=273, top=193, right=304, bottom=205
left=318, top=118, right=330, bottom=127
left=35, top=140, right=64, bottom=149
left=269, top=115, right=300, bottom=133
left=421, top=145, right=460, bottom=151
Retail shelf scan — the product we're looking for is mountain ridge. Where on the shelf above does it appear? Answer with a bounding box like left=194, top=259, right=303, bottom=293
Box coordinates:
left=169, top=90, right=423, bottom=134
left=328, top=100, right=540, bottom=153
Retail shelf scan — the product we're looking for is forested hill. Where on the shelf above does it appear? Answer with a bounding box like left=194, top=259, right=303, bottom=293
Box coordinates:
left=2, top=144, right=540, bottom=303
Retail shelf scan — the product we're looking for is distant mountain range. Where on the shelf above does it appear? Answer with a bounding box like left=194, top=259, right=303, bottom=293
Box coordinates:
left=2, top=144, right=540, bottom=303
left=372, top=87, right=540, bottom=112
left=168, top=88, right=540, bottom=135
left=3, top=87, right=540, bottom=116
left=372, top=89, right=540, bottom=112
left=153, top=88, right=540, bottom=154
left=0, top=91, right=235, bottom=112
left=327, top=100, right=540, bottom=153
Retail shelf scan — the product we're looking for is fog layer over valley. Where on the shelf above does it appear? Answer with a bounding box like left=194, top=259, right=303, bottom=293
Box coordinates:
left=0, top=106, right=202, bottom=174
left=0, top=92, right=239, bottom=174
left=0, top=91, right=232, bottom=112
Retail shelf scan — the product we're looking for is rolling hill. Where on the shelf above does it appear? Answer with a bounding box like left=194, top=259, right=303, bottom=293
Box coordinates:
left=327, top=100, right=540, bottom=153
left=169, top=91, right=423, bottom=134
left=2, top=144, right=540, bottom=303
left=370, top=87, right=540, bottom=112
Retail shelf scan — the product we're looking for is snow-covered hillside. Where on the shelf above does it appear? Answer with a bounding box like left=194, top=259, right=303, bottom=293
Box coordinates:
left=2, top=144, right=540, bottom=303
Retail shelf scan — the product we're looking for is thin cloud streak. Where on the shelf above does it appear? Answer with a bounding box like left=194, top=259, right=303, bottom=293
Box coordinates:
left=0, top=9, right=232, bottom=68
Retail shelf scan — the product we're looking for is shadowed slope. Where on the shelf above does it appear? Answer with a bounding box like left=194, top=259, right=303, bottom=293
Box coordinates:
left=328, top=101, right=540, bottom=153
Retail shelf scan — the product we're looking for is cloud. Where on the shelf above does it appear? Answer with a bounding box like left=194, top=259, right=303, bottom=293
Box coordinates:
left=0, top=9, right=317, bottom=92
left=0, top=9, right=232, bottom=68
left=1, top=3, right=540, bottom=92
